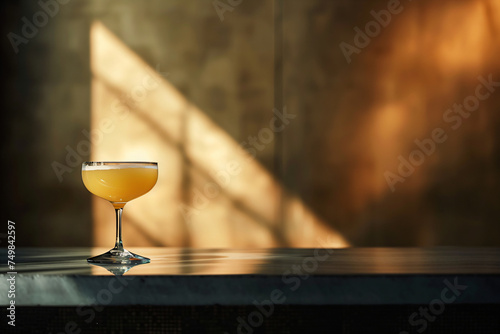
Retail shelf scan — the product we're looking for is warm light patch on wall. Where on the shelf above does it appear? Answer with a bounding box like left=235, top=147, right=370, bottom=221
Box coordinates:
left=90, top=21, right=348, bottom=248
left=343, top=0, right=500, bottom=211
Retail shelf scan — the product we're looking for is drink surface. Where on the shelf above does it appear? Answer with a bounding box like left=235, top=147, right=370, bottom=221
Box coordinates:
left=82, top=167, right=158, bottom=203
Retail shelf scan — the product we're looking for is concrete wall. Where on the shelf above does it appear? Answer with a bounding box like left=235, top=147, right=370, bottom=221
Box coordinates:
left=3, top=0, right=500, bottom=247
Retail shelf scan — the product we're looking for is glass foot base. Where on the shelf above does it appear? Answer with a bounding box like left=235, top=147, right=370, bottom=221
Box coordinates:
left=87, top=248, right=150, bottom=265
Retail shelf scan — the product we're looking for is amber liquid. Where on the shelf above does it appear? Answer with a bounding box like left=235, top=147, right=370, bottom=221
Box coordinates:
left=82, top=167, right=158, bottom=207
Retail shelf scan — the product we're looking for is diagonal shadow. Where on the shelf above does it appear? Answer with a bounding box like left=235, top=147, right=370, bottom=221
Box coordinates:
left=125, top=214, right=167, bottom=247
left=93, top=74, right=289, bottom=247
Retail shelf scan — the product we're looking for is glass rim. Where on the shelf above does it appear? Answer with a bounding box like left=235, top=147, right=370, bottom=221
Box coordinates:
left=82, top=161, right=158, bottom=166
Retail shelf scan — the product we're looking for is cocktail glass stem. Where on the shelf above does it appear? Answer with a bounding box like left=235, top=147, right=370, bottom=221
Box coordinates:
left=87, top=204, right=150, bottom=263
left=114, top=208, right=124, bottom=252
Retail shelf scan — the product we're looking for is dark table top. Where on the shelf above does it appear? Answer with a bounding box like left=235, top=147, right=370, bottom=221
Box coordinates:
left=1, top=247, right=500, bottom=306
left=3, top=247, right=500, bottom=275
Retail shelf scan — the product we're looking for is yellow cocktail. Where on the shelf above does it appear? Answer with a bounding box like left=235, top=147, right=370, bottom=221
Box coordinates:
left=82, top=166, right=158, bottom=208
left=82, top=161, right=158, bottom=265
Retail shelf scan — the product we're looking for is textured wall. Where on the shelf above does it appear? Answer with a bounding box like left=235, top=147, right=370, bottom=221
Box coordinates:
left=87, top=2, right=346, bottom=248
left=2, top=0, right=92, bottom=246
left=3, top=0, right=500, bottom=247
left=283, top=0, right=500, bottom=246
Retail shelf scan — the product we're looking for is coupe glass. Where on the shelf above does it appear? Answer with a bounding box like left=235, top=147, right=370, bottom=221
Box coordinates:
left=82, top=161, right=158, bottom=264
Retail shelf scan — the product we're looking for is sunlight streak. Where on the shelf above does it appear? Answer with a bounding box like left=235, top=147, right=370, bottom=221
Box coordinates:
left=90, top=21, right=348, bottom=248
